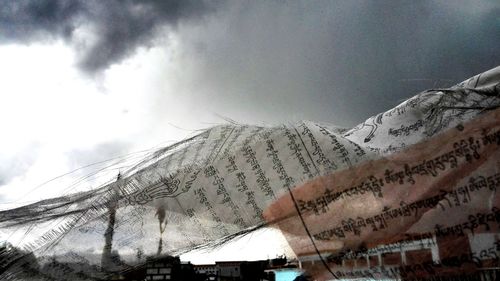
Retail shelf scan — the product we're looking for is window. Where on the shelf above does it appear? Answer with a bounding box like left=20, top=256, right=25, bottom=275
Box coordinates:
left=147, top=268, right=158, bottom=274
left=159, top=268, right=171, bottom=274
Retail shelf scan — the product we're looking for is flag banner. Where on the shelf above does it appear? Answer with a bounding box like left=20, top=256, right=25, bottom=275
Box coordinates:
left=266, top=105, right=500, bottom=280
left=0, top=66, right=499, bottom=280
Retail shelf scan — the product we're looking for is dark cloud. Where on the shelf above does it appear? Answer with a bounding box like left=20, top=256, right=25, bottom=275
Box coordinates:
left=170, top=0, right=500, bottom=126
left=0, top=0, right=498, bottom=125
left=0, top=0, right=219, bottom=73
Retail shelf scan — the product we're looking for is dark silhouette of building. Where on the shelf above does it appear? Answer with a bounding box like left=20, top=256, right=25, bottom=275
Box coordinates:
left=142, top=255, right=196, bottom=281
left=120, top=255, right=292, bottom=281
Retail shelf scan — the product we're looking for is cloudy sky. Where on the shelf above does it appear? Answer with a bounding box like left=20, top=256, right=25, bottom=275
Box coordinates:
left=0, top=0, right=499, bottom=260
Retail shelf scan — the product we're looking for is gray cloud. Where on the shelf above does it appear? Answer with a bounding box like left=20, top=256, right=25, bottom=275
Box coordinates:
left=0, top=145, right=40, bottom=187
left=0, top=0, right=498, bottom=125
left=0, top=0, right=498, bottom=210
left=167, top=0, right=500, bottom=126
left=0, top=0, right=219, bottom=73
left=65, top=141, right=132, bottom=172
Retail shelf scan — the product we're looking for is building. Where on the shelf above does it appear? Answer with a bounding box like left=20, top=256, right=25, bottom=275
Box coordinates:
left=296, top=232, right=500, bottom=280
left=194, top=264, right=218, bottom=281
left=214, top=257, right=290, bottom=281
left=143, top=255, right=196, bottom=281
left=216, top=261, right=242, bottom=281
left=131, top=256, right=291, bottom=281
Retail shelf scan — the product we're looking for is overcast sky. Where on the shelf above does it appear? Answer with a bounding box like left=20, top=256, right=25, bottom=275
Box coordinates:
left=0, top=0, right=499, bottom=264
left=0, top=0, right=499, bottom=213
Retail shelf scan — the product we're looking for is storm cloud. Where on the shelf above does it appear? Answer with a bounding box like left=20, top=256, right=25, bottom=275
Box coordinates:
left=0, top=1, right=499, bottom=188
left=165, top=0, right=500, bottom=125
left=0, top=1, right=499, bottom=250
left=0, top=0, right=219, bottom=73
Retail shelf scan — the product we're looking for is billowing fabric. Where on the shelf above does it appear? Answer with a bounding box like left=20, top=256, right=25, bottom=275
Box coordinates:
left=0, top=66, right=499, bottom=280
